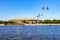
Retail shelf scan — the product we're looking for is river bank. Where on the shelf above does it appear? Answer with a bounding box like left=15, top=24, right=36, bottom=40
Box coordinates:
left=0, top=24, right=60, bottom=26
left=0, top=24, right=5, bottom=26
left=24, top=24, right=60, bottom=26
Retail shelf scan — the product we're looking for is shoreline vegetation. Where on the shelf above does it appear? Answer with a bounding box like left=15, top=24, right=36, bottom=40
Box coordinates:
left=0, top=19, right=60, bottom=26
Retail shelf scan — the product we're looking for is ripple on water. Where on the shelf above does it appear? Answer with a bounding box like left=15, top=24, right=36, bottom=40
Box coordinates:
left=0, top=26, right=60, bottom=40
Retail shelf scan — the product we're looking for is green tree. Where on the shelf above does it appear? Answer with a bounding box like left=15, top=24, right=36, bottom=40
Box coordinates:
left=43, top=20, right=51, bottom=24
left=39, top=20, right=43, bottom=24
left=51, top=20, right=57, bottom=24
left=0, top=21, right=4, bottom=24
left=22, top=20, right=30, bottom=24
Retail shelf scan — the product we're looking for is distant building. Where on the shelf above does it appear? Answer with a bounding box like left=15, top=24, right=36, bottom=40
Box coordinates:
left=10, top=18, right=38, bottom=24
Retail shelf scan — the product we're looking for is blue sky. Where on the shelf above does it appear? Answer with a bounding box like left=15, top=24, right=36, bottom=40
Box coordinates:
left=0, top=0, right=60, bottom=20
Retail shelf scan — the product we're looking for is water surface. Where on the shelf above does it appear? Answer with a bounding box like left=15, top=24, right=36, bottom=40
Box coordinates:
left=0, top=25, right=60, bottom=40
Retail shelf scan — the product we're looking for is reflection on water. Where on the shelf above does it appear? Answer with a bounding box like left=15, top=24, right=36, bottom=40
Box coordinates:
left=0, top=25, right=60, bottom=40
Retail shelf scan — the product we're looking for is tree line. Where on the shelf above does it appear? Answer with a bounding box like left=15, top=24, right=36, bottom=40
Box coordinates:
left=0, top=21, right=17, bottom=24
left=0, top=19, right=60, bottom=24
left=38, top=19, right=60, bottom=24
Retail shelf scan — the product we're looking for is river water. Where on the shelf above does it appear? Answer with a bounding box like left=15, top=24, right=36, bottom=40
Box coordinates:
left=0, top=25, right=60, bottom=40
